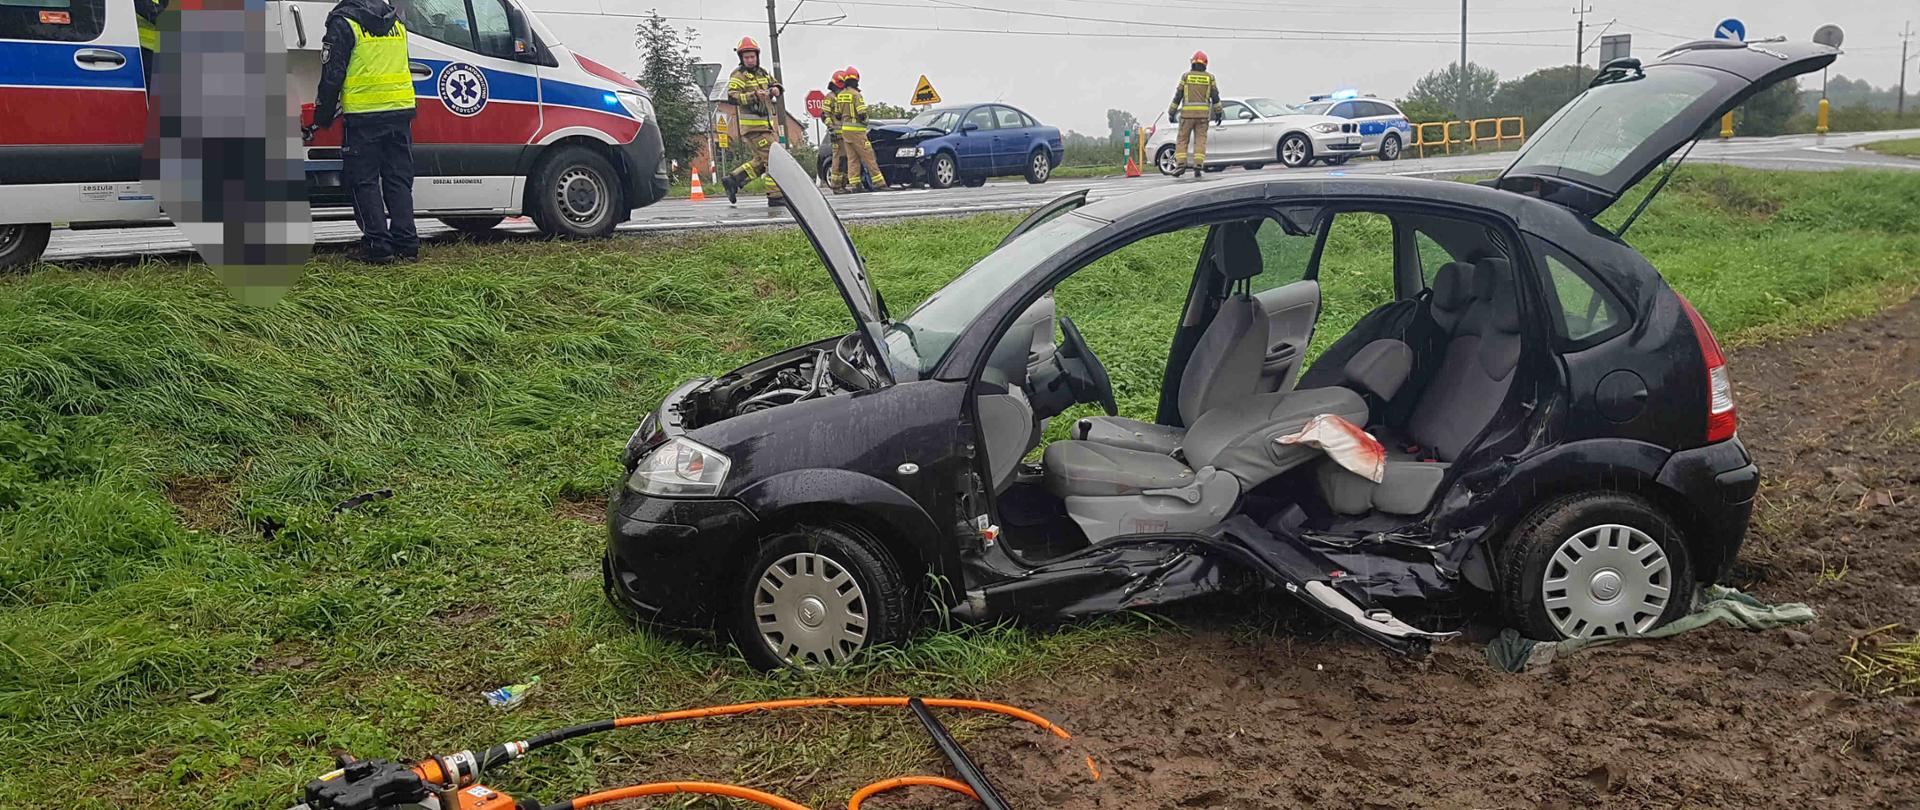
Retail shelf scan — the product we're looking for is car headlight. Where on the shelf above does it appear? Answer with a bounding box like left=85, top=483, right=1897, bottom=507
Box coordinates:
left=895, top=146, right=924, bottom=158
left=614, top=89, right=653, bottom=124
left=628, top=437, right=731, bottom=497
left=1310, top=123, right=1340, bottom=134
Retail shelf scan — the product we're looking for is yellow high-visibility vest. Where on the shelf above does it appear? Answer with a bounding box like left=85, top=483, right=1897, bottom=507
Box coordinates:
left=137, top=13, right=159, bottom=52
left=342, top=19, right=415, bottom=114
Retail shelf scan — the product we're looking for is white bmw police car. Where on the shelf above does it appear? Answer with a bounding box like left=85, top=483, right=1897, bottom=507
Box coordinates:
left=1295, top=92, right=1413, bottom=163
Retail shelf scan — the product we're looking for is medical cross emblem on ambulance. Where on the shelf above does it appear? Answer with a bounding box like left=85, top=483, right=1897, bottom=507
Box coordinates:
left=437, top=62, right=490, bottom=117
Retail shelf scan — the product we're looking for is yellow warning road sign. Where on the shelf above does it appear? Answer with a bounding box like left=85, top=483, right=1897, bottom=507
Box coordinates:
left=911, top=75, right=941, bottom=106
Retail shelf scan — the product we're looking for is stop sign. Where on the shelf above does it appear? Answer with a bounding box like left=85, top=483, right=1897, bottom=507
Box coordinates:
left=805, top=90, right=827, bottom=119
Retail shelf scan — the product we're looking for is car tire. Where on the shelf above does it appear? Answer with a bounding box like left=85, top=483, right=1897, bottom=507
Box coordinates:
left=1024, top=149, right=1052, bottom=183
left=1379, top=132, right=1403, bottom=161
left=730, top=522, right=910, bottom=671
left=1499, top=493, right=1695, bottom=642
left=0, top=223, right=52, bottom=272
left=928, top=152, right=960, bottom=189
left=1155, top=144, right=1178, bottom=176
left=529, top=145, right=622, bottom=239
left=439, top=216, right=505, bottom=235
left=962, top=175, right=987, bottom=187
left=1243, top=163, right=1265, bottom=170
left=1278, top=133, right=1313, bottom=168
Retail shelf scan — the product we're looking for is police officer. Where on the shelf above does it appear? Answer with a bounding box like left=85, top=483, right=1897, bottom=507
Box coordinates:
left=1167, top=51, right=1222, bottom=178
left=308, top=0, right=417, bottom=263
left=835, top=67, right=886, bottom=191
left=720, top=37, right=784, bottom=209
left=825, top=70, right=849, bottom=193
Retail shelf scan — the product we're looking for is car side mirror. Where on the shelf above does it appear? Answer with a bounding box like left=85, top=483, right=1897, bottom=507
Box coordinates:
left=507, top=6, right=536, bottom=62
left=1238, top=109, right=1255, bottom=121
left=960, top=122, right=979, bottom=133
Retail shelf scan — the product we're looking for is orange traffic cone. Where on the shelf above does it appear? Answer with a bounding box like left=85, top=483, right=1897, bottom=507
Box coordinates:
left=689, top=170, right=706, bottom=201
left=1125, top=153, right=1141, bottom=178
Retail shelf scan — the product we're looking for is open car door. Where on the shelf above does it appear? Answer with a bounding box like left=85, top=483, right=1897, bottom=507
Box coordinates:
left=1495, top=38, right=1839, bottom=218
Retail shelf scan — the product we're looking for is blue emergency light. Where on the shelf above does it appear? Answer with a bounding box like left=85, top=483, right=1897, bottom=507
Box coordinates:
left=1330, top=88, right=1359, bottom=100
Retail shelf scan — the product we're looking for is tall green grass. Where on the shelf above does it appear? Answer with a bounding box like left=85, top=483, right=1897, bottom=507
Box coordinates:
left=1, top=165, right=1918, bottom=807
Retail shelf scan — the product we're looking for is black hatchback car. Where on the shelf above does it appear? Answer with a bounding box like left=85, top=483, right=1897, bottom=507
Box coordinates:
left=606, top=39, right=1833, bottom=669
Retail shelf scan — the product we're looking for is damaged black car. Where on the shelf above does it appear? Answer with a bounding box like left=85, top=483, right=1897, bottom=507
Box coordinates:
left=604, top=39, right=1835, bottom=670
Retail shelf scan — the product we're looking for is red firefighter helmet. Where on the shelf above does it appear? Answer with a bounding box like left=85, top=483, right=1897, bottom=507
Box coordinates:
left=843, top=66, right=860, bottom=81
left=1191, top=50, right=1208, bottom=66
left=735, top=37, right=760, bottom=54
left=831, top=69, right=847, bottom=84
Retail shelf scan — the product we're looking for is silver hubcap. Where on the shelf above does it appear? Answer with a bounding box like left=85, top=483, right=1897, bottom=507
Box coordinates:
left=1157, top=148, right=1177, bottom=174
left=936, top=157, right=955, bottom=186
left=1031, top=153, right=1048, bottom=179
left=1383, top=136, right=1400, bottom=159
left=555, top=167, right=606, bottom=226
left=754, top=551, right=869, bottom=667
left=1543, top=524, right=1673, bottom=639
left=1282, top=138, right=1306, bottom=164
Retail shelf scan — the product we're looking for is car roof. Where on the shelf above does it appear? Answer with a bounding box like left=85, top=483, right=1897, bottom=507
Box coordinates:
left=1070, top=172, right=1581, bottom=237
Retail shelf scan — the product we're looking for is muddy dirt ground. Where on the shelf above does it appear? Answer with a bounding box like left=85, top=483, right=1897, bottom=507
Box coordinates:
left=885, top=300, right=1920, bottom=809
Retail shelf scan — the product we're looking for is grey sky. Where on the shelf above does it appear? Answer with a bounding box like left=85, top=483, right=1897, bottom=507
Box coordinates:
left=529, top=1, right=1916, bottom=134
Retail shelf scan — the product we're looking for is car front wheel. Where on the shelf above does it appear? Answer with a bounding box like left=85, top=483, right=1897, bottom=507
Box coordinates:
left=1500, top=493, right=1694, bottom=642
left=1278, top=133, right=1312, bottom=168
left=1024, top=149, right=1052, bottom=183
left=0, top=223, right=52, bottom=271
left=928, top=152, right=960, bottom=189
left=730, top=522, right=909, bottom=671
left=1380, top=132, right=1403, bottom=161
left=529, top=145, right=621, bottom=238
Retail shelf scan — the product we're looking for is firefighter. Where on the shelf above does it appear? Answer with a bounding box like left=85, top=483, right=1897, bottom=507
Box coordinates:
left=825, top=69, right=850, bottom=193
left=720, top=37, right=784, bottom=209
left=1166, top=51, right=1221, bottom=178
left=834, top=67, right=886, bottom=191
left=308, top=0, right=417, bottom=263
left=135, top=0, right=168, bottom=87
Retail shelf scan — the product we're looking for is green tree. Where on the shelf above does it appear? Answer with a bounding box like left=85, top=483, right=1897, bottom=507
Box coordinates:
left=867, top=101, right=910, bottom=120
left=1404, top=62, right=1500, bottom=120
left=1106, top=108, right=1140, bottom=145
left=1490, top=64, right=1583, bottom=132
left=634, top=11, right=701, bottom=174
left=1737, top=77, right=1798, bottom=137
left=1395, top=97, right=1453, bottom=124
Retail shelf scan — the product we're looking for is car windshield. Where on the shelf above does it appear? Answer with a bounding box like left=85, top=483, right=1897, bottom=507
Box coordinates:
left=1507, top=65, right=1721, bottom=184
left=908, top=109, right=962, bottom=132
left=1298, top=101, right=1334, bottom=115
left=1245, top=98, right=1297, bottom=117
left=883, top=212, right=1102, bottom=377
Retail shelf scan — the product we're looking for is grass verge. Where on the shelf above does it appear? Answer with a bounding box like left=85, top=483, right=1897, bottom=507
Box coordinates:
left=1862, top=136, right=1920, bottom=159
left=2, top=165, right=1919, bottom=808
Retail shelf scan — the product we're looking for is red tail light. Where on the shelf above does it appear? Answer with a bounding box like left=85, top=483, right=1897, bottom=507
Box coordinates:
left=1677, top=295, right=1737, bottom=443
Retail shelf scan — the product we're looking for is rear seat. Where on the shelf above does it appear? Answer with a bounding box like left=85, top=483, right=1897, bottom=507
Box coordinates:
left=1317, top=257, right=1523, bottom=516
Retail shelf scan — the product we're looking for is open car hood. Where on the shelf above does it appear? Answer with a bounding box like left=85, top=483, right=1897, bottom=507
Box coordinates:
left=763, top=146, right=893, bottom=384
left=1496, top=38, right=1839, bottom=217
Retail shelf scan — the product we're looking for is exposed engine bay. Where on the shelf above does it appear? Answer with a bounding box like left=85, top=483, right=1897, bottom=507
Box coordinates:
left=676, top=334, right=879, bottom=428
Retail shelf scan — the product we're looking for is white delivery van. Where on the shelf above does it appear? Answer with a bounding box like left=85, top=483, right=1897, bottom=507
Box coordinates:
left=0, top=0, right=669, bottom=268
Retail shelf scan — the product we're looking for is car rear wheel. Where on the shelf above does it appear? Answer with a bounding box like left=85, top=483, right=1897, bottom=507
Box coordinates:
left=529, top=145, right=622, bottom=238
left=1278, top=133, right=1312, bottom=168
left=1024, top=149, right=1052, bottom=183
left=1500, top=493, right=1694, bottom=642
left=1379, top=132, right=1403, bottom=161
left=1155, top=145, right=1178, bottom=176
left=0, top=223, right=52, bottom=272
left=730, top=522, right=909, bottom=671
left=928, top=152, right=960, bottom=189
left=439, top=216, right=505, bottom=235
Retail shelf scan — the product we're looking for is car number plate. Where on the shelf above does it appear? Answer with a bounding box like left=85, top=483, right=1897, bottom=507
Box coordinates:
left=895, top=148, right=918, bottom=158
left=1346, top=136, right=1360, bottom=144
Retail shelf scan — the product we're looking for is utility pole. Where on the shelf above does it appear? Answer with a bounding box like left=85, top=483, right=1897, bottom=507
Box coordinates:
left=1458, top=0, right=1467, bottom=114
left=765, top=0, right=790, bottom=145
left=1572, top=4, right=1593, bottom=91
left=1901, top=22, right=1914, bottom=119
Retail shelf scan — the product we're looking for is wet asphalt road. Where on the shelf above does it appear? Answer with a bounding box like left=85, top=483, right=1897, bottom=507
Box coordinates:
left=38, top=128, right=1920, bottom=265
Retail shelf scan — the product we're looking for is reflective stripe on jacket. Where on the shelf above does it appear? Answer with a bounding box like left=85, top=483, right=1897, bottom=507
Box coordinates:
left=341, top=19, right=414, bottom=114
left=834, top=89, right=869, bottom=132
left=1170, top=70, right=1219, bottom=120
left=729, top=66, right=774, bottom=129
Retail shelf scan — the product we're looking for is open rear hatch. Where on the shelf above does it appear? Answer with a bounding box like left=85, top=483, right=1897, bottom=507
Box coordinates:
left=1496, top=38, right=1839, bottom=217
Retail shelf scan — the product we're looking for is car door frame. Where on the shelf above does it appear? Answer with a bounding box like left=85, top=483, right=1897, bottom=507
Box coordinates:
left=989, top=105, right=1033, bottom=173
left=954, top=105, right=997, bottom=176
left=1209, top=100, right=1257, bottom=162
left=0, top=0, right=145, bottom=191
left=399, top=0, right=541, bottom=205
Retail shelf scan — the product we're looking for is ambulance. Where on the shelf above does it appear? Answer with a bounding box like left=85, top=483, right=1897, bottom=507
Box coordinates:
left=0, top=0, right=669, bottom=268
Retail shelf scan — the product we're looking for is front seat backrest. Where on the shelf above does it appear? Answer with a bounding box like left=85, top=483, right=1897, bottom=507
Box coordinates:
left=1176, top=222, right=1269, bottom=425
left=1405, top=257, right=1521, bottom=462
left=1429, top=261, right=1475, bottom=334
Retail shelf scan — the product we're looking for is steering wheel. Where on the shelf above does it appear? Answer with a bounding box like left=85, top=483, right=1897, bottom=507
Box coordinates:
left=1055, top=315, right=1118, bottom=416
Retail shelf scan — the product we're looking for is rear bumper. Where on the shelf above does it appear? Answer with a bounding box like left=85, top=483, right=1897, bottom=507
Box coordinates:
left=603, top=488, right=759, bottom=630
left=1655, top=436, right=1759, bottom=583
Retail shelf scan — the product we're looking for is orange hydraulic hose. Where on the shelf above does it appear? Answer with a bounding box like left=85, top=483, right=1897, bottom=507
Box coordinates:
left=605, top=696, right=1074, bottom=741
left=847, top=776, right=978, bottom=810
left=563, top=781, right=812, bottom=810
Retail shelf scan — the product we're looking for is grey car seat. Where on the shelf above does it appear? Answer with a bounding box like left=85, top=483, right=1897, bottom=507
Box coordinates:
left=1073, top=222, right=1270, bottom=455
left=1317, top=257, right=1523, bottom=516
left=1043, top=338, right=1413, bottom=543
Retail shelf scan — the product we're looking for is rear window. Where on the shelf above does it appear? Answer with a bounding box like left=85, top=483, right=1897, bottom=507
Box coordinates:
left=1507, top=66, right=1723, bottom=187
